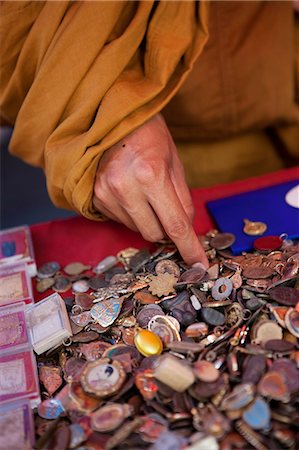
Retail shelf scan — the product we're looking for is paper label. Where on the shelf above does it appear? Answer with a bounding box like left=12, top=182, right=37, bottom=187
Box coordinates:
left=0, top=358, right=26, bottom=396
left=0, top=272, right=25, bottom=304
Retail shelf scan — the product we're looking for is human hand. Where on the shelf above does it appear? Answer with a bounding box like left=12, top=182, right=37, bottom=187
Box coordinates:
left=93, top=114, right=208, bottom=267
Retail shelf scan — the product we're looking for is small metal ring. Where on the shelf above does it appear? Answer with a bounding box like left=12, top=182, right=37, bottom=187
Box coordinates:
left=213, top=326, right=225, bottom=337
left=242, top=309, right=252, bottom=321
left=205, top=350, right=217, bottom=362
left=211, top=277, right=233, bottom=301
left=279, top=233, right=288, bottom=241
left=63, top=337, right=72, bottom=347
left=71, top=304, right=83, bottom=315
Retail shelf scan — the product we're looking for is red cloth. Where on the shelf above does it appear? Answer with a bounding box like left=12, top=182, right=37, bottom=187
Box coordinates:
left=31, top=167, right=299, bottom=300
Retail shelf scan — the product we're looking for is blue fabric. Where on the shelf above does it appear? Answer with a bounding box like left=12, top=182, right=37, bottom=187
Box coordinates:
left=207, top=180, right=299, bottom=254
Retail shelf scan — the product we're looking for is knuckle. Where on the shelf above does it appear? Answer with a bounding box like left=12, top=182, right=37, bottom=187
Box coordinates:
left=135, top=160, right=156, bottom=185
left=107, top=172, right=125, bottom=196
left=167, top=217, right=190, bottom=239
left=93, top=182, right=105, bottom=202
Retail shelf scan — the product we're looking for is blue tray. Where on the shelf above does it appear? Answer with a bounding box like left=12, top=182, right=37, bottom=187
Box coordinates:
left=206, top=179, right=299, bottom=254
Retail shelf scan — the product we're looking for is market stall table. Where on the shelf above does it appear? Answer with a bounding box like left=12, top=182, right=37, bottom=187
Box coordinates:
left=31, top=166, right=299, bottom=273
left=8, top=166, right=298, bottom=450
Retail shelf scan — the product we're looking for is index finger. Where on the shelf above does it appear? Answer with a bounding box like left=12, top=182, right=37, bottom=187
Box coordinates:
left=145, top=175, right=209, bottom=267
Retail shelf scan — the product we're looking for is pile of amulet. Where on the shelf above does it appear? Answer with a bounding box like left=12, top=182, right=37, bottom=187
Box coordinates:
left=33, top=230, right=299, bottom=450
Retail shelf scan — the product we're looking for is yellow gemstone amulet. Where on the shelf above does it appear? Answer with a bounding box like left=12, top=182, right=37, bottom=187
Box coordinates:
left=134, top=328, right=163, bottom=357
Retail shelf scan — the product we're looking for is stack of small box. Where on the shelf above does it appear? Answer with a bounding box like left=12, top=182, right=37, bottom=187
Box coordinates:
left=0, top=225, right=73, bottom=450
left=0, top=226, right=38, bottom=450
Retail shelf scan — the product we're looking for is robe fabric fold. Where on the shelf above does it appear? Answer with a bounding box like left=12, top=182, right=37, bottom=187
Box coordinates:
left=0, top=1, right=298, bottom=220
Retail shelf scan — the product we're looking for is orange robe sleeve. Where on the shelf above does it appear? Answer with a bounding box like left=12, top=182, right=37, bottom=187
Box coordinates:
left=0, top=1, right=209, bottom=219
